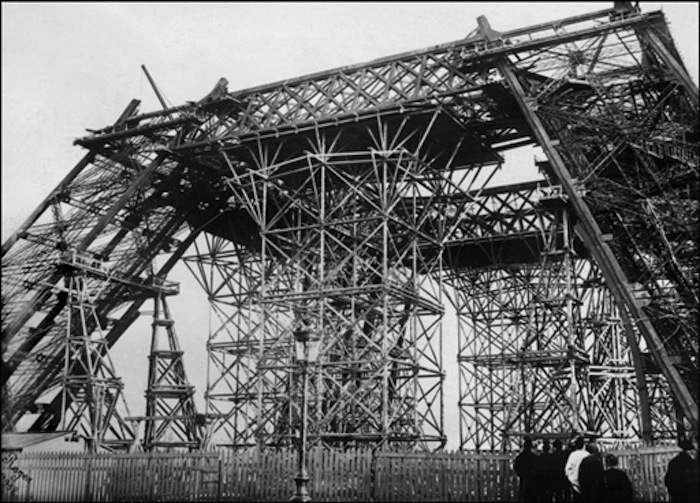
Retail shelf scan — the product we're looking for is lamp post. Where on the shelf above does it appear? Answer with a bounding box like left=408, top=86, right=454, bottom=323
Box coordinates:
left=291, top=325, right=320, bottom=502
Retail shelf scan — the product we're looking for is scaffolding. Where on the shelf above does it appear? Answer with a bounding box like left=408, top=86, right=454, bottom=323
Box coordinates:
left=2, top=2, right=697, bottom=451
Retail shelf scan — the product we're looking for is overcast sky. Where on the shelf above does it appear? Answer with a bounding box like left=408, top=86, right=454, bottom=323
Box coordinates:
left=2, top=2, right=698, bottom=448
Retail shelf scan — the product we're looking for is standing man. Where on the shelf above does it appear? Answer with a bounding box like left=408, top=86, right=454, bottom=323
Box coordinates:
left=664, top=438, right=699, bottom=502
left=514, top=436, right=539, bottom=501
left=565, top=435, right=590, bottom=502
left=528, top=438, right=555, bottom=501
left=578, top=442, right=604, bottom=502
left=602, top=453, right=634, bottom=502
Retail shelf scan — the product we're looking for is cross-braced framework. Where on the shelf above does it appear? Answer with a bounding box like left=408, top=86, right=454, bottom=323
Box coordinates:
left=456, top=257, right=682, bottom=451
left=58, top=255, right=135, bottom=452
left=183, top=229, right=267, bottom=447
left=2, top=2, right=697, bottom=451
left=184, top=112, right=506, bottom=450
left=501, top=193, right=592, bottom=443
left=138, top=291, right=203, bottom=451
left=0, top=100, right=210, bottom=445
left=448, top=182, right=682, bottom=451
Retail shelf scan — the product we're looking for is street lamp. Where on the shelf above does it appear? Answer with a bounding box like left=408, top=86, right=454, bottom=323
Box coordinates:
left=291, top=324, right=320, bottom=502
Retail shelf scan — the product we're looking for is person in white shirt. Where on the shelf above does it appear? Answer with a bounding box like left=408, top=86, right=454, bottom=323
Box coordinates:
left=565, top=435, right=590, bottom=501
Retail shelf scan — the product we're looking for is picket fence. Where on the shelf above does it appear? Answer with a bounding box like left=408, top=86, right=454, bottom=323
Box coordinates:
left=2, top=445, right=679, bottom=502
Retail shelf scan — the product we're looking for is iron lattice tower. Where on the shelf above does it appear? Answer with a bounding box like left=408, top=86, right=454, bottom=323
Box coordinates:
left=137, top=289, right=203, bottom=451
left=2, top=2, right=697, bottom=451
left=58, top=252, right=136, bottom=452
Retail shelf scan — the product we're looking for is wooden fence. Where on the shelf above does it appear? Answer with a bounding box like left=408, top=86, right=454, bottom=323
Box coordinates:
left=2, top=445, right=679, bottom=502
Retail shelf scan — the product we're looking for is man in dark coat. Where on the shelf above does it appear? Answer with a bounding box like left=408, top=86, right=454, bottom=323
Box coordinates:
left=664, top=438, right=699, bottom=502
left=578, top=442, right=604, bottom=502
left=528, top=438, right=555, bottom=502
left=602, top=453, right=633, bottom=502
left=513, top=436, right=539, bottom=501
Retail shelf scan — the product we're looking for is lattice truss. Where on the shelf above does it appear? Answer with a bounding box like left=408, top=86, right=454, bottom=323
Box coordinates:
left=2, top=3, right=697, bottom=451
left=59, top=267, right=135, bottom=452
left=141, top=291, right=203, bottom=451
left=445, top=183, right=679, bottom=451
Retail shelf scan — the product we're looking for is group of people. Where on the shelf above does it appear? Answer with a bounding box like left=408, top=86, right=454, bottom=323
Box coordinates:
left=513, top=433, right=699, bottom=502
left=513, top=434, right=627, bottom=502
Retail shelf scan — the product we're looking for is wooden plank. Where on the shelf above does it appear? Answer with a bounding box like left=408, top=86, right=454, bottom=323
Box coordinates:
left=70, top=455, right=80, bottom=502
left=98, top=456, right=113, bottom=501
left=463, top=452, right=469, bottom=501
left=126, top=455, right=135, bottom=500
left=26, top=455, right=37, bottom=502
left=122, top=454, right=131, bottom=500
left=158, top=456, right=168, bottom=501
left=316, top=447, right=324, bottom=501
left=44, top=453, right=55, bottom=502
left=160, top=456, right=168, bottom=502
left=453, top=455, right=460, bottom=502
left=351, top=448, right=358, bottom=502
left=374, top=452, right=382, bottom=501
left=56, top=454, right=67, bottom=503
left=32, top=455, right=45, bottom=502
left=218, top=450, right=228, bottom=499
left=121, top=455, right=131, bottom=501
left=327, top=447, right=334, bottom=501
left=66, top=455, right=77, bottom=502
left=440, top=456, right=446, bottom=502
left=247, top=448, right=256, bottom=501
left=237, top=449, right=246, bottom=500
left=338, top=448, right=345, bottom=502
left=117, top=455, right=127, bottom=501
left=134, top=455, right=143, bottom=500
left=445, top=453, right=453, bottom=502
left=56, top=453, right=68, bottom=503
left=38, top=454, right=50, bottom=502
left=262, top=448, right=269, bottom=501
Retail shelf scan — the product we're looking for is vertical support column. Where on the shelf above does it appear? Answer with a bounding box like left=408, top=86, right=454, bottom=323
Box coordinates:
left=381, top=156, right=390, bottom=444
left=256, top=171, right=270, bottom=447
left=562, top=207, right=582, bottom=431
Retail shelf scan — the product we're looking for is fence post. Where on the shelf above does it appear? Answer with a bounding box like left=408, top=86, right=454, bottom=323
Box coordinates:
left=84, top=455, right=92, bottom=502
left=216, top=456, right=223, bottom=502
left=370, top=449, right=379, bottom=502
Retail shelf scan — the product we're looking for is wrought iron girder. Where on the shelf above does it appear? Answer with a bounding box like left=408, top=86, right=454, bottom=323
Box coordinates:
left=74, top=8, right=665, bottom=157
